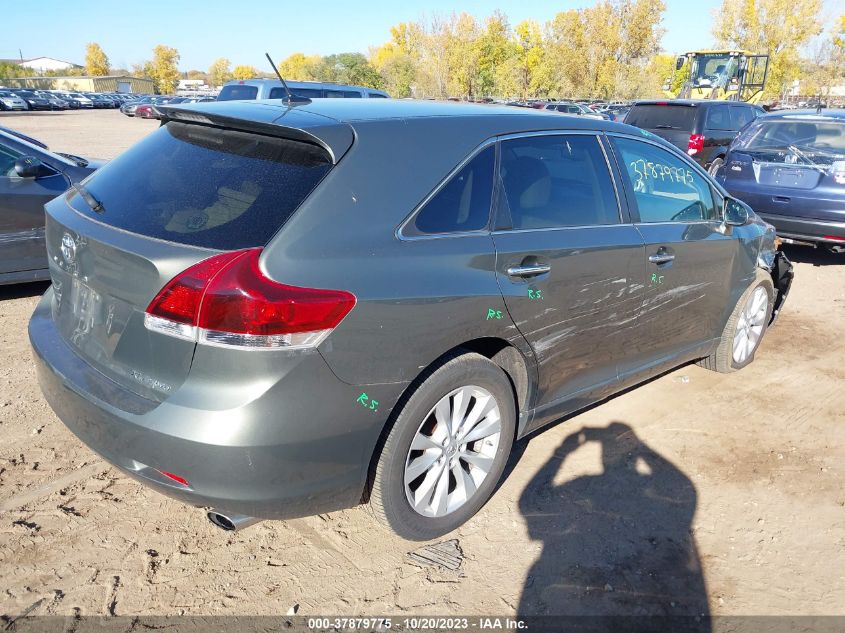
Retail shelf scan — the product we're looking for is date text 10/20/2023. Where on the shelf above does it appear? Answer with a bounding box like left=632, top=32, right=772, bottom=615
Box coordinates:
left=306, top=617, right=527, bottom=630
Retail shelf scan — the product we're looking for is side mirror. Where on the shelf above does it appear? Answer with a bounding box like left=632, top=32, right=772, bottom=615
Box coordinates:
left=14, top=156, right=50, bottom=179
left=723, top=197, right=751, bottom=226
left=676, top=56, right=685, bottom=71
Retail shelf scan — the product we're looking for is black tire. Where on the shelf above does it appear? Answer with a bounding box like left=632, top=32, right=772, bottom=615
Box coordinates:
left=699, top=270, right=774, bottom=373
left=708, top=157, right=724, bottom=177
left=369, top=352, right=516, bottom=541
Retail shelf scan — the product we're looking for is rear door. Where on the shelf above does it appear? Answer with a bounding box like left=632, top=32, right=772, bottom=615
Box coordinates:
left=608, top=134, right=739, bottom=378
left=701, top=104, right=735, bottom=166
left=0, top=139, right=67, bottom=275
left=491, top=132, right=645, bottom=420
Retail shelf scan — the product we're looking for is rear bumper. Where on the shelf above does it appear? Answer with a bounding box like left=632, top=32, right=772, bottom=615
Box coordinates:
left=30, top=289, right=403, bottom=520
left=756, top=213, right=845, bottom=245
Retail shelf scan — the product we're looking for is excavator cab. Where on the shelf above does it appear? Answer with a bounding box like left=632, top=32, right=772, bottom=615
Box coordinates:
left=664, top=50, right=769, bottom=104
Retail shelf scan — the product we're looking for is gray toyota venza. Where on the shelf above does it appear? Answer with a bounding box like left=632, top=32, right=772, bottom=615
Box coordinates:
left=30, top=100, right=793, bottom=540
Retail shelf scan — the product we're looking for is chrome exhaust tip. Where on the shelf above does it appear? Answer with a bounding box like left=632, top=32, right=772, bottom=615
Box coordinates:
left=207, top=509, right=260, bottom=532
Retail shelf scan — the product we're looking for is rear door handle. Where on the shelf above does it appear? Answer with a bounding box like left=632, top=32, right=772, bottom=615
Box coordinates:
left=506, top=264, right=551, bottom=278
left=648, top=253, right=675, bottom=264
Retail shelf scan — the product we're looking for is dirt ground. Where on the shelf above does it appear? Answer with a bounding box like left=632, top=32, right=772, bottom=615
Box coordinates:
left=0, top=110, right=843, bottom=618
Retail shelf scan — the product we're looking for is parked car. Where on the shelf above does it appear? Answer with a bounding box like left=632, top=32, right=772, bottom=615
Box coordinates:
left=84, top=93, right=111, bottom=109
left=120, top=96, right=151, bottom=117
left=67, top=93, right=94, bottom=108
left=134, top=104, right=155, bottom=118
left=35, top=92, right=70, bottom=110
left=217, top=79, right=389, bottom=101
left=716, top=109, right=845, bottom=252
left=0, top=127, right=103, bottom=284
left=0, top=90, right=28, bottom=111
left=11, top=90, right=51, bottom=111
left=30, top=100, right=792, bottom=540
left=52, top=92, right=82, bottom=109
left=544, top=102, right=608, bottom=120
left=624, top=100, right=764, bottom=175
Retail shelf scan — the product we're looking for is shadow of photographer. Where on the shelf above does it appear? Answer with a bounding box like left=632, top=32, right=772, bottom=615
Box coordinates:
left=518, top=421, right=709, bottom=624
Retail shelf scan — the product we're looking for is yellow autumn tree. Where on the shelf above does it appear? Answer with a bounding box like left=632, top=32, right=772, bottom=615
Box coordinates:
left=148, top=45, right=180, bottom=94
left=84, top=43, right=110, bottom=76
left=232, top=65, right=258, bottom=80
left=208, top=58, right=232, bottom=87
left=712, top=0, right=823, bottom=99
left=278, top=53, right=323, bottom=81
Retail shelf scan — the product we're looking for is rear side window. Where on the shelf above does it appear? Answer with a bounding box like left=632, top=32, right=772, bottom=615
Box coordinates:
left=294, top=88, right=323, bottom=98
left=410, top=146, right=495, bottom=235
left=69, top=122, right=332, bottom=249
left=217, top=85, right=258, bottom=101
left=705, top=106, right=732, bottom=130
left=343, top=91, right=362, bottom=98
left=498, top=135, right=619, bottom=229
left=625, top=105, right=696, bottom=131
left=612, top=137, right=716, bottom=223
left=729, top=106, right=755, bottom=130
left=369, top=93, right=388, bottom=98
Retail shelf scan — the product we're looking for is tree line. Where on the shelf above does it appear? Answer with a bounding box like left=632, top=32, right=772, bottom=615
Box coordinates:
left=2, top=0, right=841, bottom=99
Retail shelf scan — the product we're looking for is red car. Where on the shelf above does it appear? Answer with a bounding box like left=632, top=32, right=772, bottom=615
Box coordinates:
left=135, top=104, right=155, bottom=119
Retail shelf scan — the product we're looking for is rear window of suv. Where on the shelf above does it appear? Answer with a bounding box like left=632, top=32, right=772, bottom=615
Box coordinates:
left=625, top=105, right=696, bottom=131
left=68, top=122, right=332, bottom=249
left=217, top=85, right=259, bottom=101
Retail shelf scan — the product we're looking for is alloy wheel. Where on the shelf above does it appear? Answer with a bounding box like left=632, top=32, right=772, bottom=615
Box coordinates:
left=404, top=386, right=502, bottom=517
left=732, top=286, right=768, bottom=364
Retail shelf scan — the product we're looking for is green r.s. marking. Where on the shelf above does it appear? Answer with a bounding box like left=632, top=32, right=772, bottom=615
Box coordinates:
left=650, top=273, right=665, bottom=285
left=486, top=308, right=504, bottom=320
left=528, top=288, right=544, bottom=300
left=356, top=392, right=379, bottom=412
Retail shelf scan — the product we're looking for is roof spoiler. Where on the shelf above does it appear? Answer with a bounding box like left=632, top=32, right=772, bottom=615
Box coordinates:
left=156, top=106, right=353, bottom=164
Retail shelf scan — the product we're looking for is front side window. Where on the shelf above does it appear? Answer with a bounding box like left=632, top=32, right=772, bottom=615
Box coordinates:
left=410, top=145, right=495, bottom=235
left=0, top=142, right=23, bottom=177
left=498, top=134, right=619, bottom=229
left=612, top=137, right=717, bottom=223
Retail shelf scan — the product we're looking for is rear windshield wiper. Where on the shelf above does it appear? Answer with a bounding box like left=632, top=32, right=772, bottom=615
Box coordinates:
left=71, top=183, right=105, bottom=213
left=653, top=124, right=678, bottom=129
left=787, top=145, right=827, bottom=174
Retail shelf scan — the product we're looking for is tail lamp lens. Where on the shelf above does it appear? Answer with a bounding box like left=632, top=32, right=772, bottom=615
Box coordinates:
left=144, top=248, right=356, bottom=350
left=688, top=134, right=705, bottom=155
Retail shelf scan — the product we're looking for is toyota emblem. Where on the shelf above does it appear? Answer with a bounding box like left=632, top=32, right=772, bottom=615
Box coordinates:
left=61, top=233, right=77, bottom=264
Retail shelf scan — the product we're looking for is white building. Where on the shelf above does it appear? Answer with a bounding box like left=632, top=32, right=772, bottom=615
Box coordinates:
left=2, top=57, right=83, bottom=72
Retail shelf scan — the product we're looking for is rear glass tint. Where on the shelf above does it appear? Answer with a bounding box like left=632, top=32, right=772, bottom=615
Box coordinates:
left=217, top=85, right=259, bottom=101
left=625, top=105, right=696, bottom=131
left=68, top=122, right=332, bottom=249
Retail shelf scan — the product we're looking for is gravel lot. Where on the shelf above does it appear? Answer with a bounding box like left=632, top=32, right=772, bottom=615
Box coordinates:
left=1, top=110, right=843, bottom=618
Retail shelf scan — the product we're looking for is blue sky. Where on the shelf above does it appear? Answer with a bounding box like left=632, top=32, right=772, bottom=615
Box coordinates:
left=2, top=0, right=838, bottom=72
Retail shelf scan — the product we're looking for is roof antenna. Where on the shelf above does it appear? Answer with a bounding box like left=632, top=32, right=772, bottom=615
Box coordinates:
left=265, top=52, right=309, bottom=105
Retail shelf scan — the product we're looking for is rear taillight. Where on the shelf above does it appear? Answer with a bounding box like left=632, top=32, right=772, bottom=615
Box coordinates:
left=688, top=134, right=705, bottom=156
left=144, top=248, right=356, bottom=350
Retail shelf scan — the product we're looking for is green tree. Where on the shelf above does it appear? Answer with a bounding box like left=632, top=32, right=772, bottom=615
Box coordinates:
left=84, top=42, right=110, bottom=76
left=477, top=12, right=512, bottom=97
left=208, top=57, right=232, bottom=87
left=232, top=65, right=258, bottom=80
left=148, top=45, right=181, bottom=94
left=712, top=0, right=823, bottom=99
left=320, top=53, right=384, bottom=88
